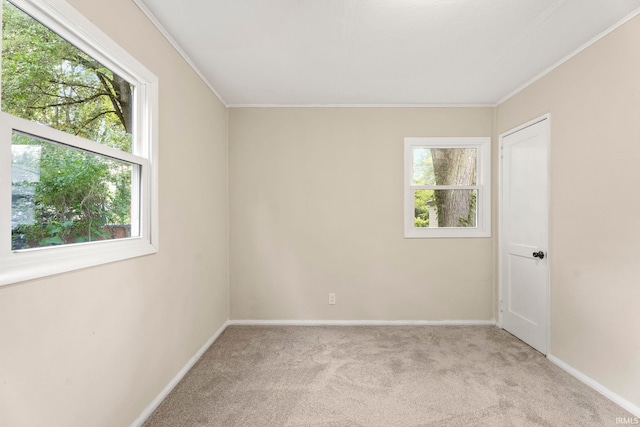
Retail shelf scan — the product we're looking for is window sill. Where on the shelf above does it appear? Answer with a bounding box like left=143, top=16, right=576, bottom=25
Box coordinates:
left=0, top=238, right=158, bottom=286
left=404, top=228, right=491, bottom=238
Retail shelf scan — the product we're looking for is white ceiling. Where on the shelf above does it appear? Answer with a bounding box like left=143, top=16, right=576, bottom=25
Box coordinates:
left=136, top=0, right=640, bottom=106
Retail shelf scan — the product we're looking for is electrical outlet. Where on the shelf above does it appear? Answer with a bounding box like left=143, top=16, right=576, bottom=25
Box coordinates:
left=328, top=293, right=336, bottom=305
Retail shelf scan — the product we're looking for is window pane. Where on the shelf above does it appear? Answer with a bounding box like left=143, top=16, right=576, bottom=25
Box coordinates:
left=413, top=148, right=477, bottom=186
left=413, top=189, right=434, bottom=227
left=11, top=132, right=138, bottom=250
left=412, top=148, right=435, bottom=185
left=1, top=0, right=133, bottom=152
left=414, top=189, right=477, bottom=228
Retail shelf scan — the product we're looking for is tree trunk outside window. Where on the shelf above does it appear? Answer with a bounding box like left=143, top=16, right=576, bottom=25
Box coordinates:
left=431, top=148, right=476, bottom=227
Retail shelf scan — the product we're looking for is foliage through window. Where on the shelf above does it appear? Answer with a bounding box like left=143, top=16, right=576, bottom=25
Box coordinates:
left=404, top=137, right=491, bottom=238
left=11, top=132, right=137, bottom=249
left=2, top=0, right=133, bottom=150
left=0, top=0, right=158, bottom=286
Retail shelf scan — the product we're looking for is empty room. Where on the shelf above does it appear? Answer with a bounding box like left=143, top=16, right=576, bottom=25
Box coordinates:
left=1, top=0, right=639, bottom=426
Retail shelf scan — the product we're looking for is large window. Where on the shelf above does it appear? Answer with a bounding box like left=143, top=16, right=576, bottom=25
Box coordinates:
left=0, top=0, right=158, bottom=286
left=404, top=137, right=491, bottom=238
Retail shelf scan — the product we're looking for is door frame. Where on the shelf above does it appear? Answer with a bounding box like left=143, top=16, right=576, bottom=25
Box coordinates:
left=498, top=113, right=551, bottom=354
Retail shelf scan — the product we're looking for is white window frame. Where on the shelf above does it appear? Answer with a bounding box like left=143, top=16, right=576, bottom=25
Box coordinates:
left=0, top=0, right=159, bottom=286
left=404, top=137, right=491, bottom=238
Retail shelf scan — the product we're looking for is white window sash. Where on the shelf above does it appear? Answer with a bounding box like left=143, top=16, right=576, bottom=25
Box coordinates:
left=404, top=137, right=491, bottom=238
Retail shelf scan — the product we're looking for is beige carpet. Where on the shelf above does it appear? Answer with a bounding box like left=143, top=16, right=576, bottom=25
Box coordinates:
left=143, top=326, right=632, bottom=426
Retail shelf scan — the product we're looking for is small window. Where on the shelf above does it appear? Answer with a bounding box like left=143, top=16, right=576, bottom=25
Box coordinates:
left=0, top=0, right=158, bottom=286
left=404, top=137, right=491, bottom=238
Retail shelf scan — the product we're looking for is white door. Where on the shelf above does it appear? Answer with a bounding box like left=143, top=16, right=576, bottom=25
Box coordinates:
left=500, top=117, right=550, bottom=354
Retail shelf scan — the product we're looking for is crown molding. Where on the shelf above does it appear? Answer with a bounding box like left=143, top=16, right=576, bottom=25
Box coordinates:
left=131, top=0, right=227, bottom=107
left=497, top=6, right=640, bottom=105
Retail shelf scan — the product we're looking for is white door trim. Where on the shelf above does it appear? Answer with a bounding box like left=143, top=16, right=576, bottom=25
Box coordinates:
left=498, top=113, right=551, bottom=354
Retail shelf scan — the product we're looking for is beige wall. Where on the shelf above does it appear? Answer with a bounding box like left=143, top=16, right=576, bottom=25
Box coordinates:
left=497, top=16, right=640, bottom=409
left=229, top=107, right=495, bottom=321
left=0, top=1, right=228, bottom=426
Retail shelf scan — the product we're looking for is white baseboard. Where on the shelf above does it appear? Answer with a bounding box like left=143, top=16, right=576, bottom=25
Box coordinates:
left=547, top=354, right=640, bottom=418
left=228, top=319, right=496, bottom=326
left=130, top=320, right=231, bottom=427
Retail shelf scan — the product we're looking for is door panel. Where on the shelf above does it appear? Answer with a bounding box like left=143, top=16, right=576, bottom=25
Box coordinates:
left=500, top=117, right=550, bottom=354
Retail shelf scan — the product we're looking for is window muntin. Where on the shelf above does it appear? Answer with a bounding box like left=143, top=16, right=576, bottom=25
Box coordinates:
left=404, top=138, right=490, bottom=238
left=0, top=0, right=158, bottom=286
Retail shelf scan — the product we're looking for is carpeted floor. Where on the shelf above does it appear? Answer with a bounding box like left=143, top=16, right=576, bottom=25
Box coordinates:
left=143, top=325, right=633, bottom=426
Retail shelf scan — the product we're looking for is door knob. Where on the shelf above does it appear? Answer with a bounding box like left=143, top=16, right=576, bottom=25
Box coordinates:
left=532, top=251, right=545, bottom=259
